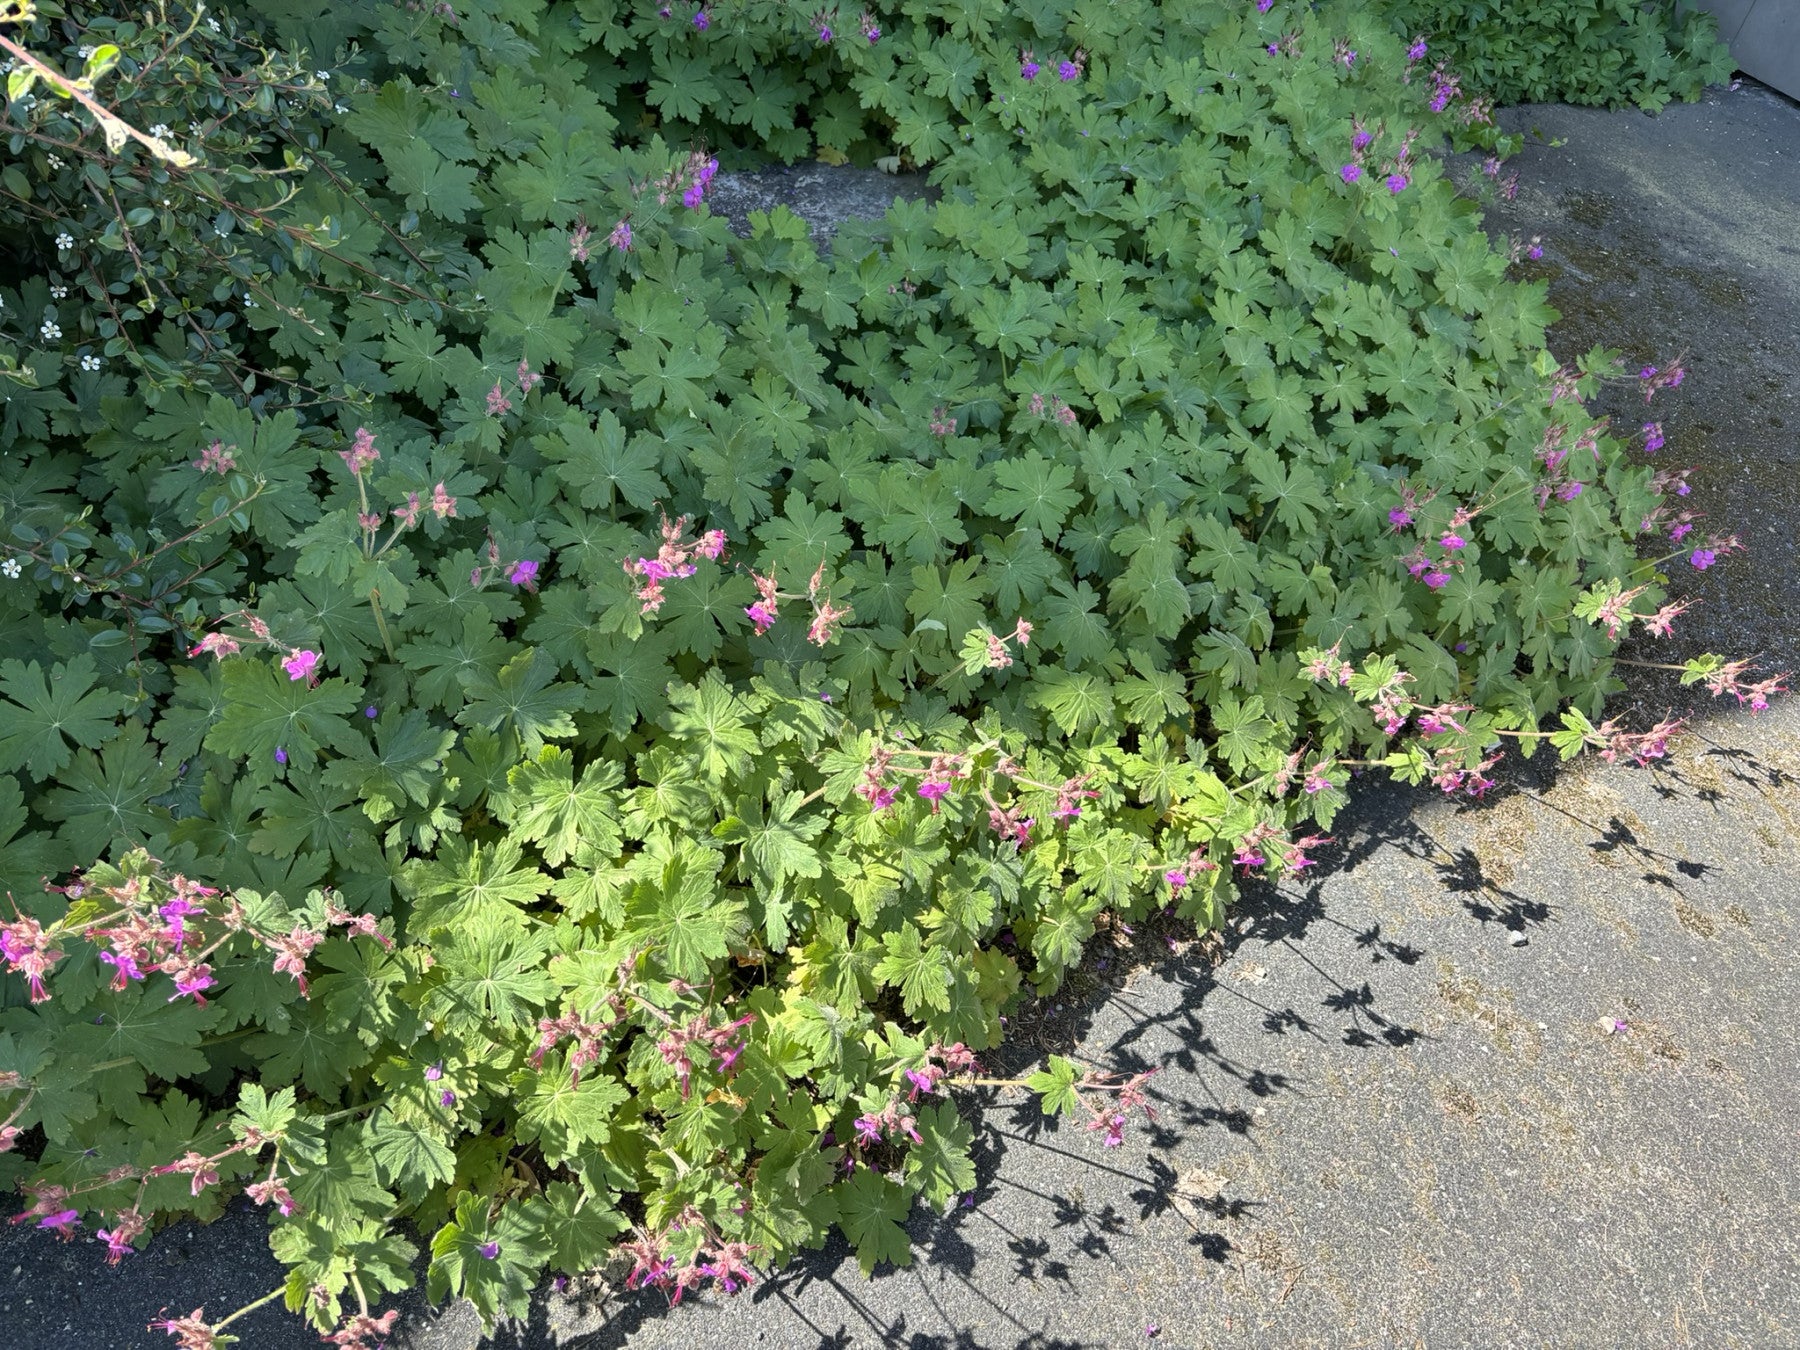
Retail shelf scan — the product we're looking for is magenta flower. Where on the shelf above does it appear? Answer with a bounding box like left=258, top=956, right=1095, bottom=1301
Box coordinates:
left=1388, top=507, right=1412, bottom=528
left=745, top=601, right=777, bottom=635
left=1164, top=869, right=1187, bottom=890
left=1423, top=570, right=1450, bottom=589
left=1690, top=548, right=1716, bottom=570
left=282, top=649, right=320, bottom=682
left=1670, top=521, right=1694, bottom=542
left=1340, top=163, right=1360, bottom=184
left=1386, top=173, right=1408, bottom=193
left=1557, top=481, right=1584, bottom=501
left=38, top=1209, right=80, bottom=1237
left=869, top=786, right=898, bottom=811
left=507, top=559, right=539, bottom=588
left=97, top=1227, right=135, bottom=1263
left=1439, top=533, right=1466, bottom=550
left=425, top=1062, right=444, bottom=1081
left=852, top=1114, right=883, bottom=1146
left=917, top=780, right=952, bottom=805
left=170, top=968, right=214, bottom=1001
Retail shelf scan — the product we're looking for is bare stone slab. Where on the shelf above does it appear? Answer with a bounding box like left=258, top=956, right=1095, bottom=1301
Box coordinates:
left=707, top=162, right=936, bottom=248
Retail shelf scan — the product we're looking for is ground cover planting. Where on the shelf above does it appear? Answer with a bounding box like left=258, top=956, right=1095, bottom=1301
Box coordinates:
left=0, top=0, right=1772, bottom=1343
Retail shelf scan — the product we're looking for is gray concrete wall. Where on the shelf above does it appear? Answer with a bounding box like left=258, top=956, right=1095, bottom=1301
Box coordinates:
left=1684, top=0, right=1800, bottom=100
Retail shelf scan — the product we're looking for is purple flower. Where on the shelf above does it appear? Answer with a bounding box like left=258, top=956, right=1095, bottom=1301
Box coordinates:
left=274, top=746, right=287, bottom=765
left=917, top=780, right=952, bottom=803
left=440, top=1089, right=457, bottom=1107
left=1386, top=173, right=1408, bottom=193
left=1266, top=43, right=1279, bottom=55
left=1021, top=59, right=1040, bottom=80
left=1423, top=571, right=1450, bottom=590
left=853, top=1114, right=883, bottom=1146
left=1165, top=869, right=1187, bottom=890
left=1352, top=130, right=1373, bottom=151
left=904, top=1069, right=937, bottom=1097
left=364, top=705, right=378, bottom=718
left=97, top=1227, right=135, bottom=1262
left=1408, top=37, right=1428, bottom=61
left=817, top=24, right=832, bottom=41
left=1439, top=533, right=1466, bottom=551
left=478, top=1240, right=500, bottom=1260
left=425, top=1062, right=444, bottom=1081
left=1527, top=245, right=1543, bottom=260
left=508, top=559, right=539, bottom=588
left=170, top=970, right=214, bottom=1000
left=863, top=22, right=879, bottom=42
left=38, top=1209, right=80, bottom=1236
left=869, top=786, right=898, bottom=811
left=745, top=602, right=777, bottom=635
left=692, top=9, right=708, bottom=29
left=1638, top=365, right=1658, bottom=380
left=1643, top=422, right=1664, bottom=453
left=1256, top=0, right=1272, bottom=10
left=1057, top=60, right=1079, bottom=81
left=1388, top=507, right=1412, bottom=528
left=1340, top=163, right=1361, bottom=184
left=1690, top=548, right=1716, bottom=570
left=1557, top=481, right=1584, bottom=501
left=99, top=951, right=144, bottom=985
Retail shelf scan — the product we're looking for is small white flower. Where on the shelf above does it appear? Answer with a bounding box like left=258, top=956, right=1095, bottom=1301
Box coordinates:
left=244, top=297, right=257, bottom=308
left=81, top=354, right=102, bottom=372
left=78, top=45, right=95, bottom=59
left=149, top=123, right=171, bottom=139
left=46, top=153, right=63, bottom=169
left=162, top=198, right=172, bottom=207
left=1, top=558, right=21, bottom=580
left=214, top=224, right=229, bottom=238
left=316, top=71, right=330, bottom=81
left=334, top=103, right=348, bottom=114
left=188, top=121, right=203, bottom=135
left=40, top=320, right=61, bottom=341
left=55, top=232, right=73, bottom=250
left=207, top=17, right=220, bottom=32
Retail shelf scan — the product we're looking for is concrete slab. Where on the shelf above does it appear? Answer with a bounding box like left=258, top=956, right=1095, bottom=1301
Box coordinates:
left=1730, top=3, right=1800, bottom=99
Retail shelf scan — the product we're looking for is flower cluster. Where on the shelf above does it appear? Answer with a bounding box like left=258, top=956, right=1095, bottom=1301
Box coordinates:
left=656, top=1010, right=756, bottom=1097
left=623, top=513, right=727, bottom=614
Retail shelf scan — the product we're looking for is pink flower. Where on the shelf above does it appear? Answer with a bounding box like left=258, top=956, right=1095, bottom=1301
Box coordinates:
left=917, top=780, right=952, bottom=808
left=508, top=559, right=540, bottom=589
left=697, top=528, right=727, bottom=560
left=607, top=219, right=633, bottom=252
left=1423, top=571, right=1450, bottom=589
left=1439, top=533, right=1466, bottom=551
left=869, top=786, right=898, bottom=811
left=282, top=649, right=320, bottom=683
left=187, top=632, right=240, bottom=661
left=338, top=427, right=379, bottom=475
left=486, top=383, right=513, bottom=417
left=1164, top=869, right=1187, bottom=891
left=745, top=602, right=777, bottom=635
left=1388, top=508, right=1412, bottom=528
